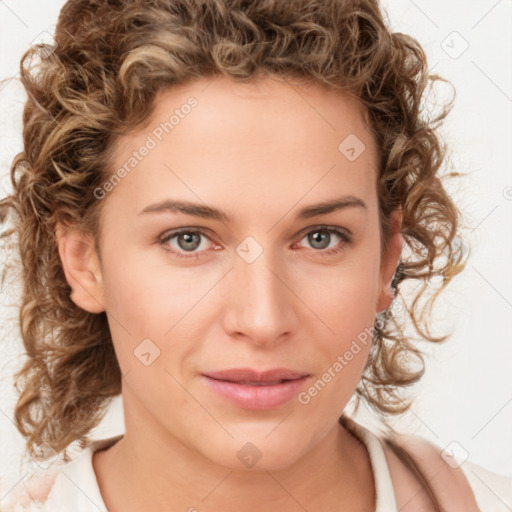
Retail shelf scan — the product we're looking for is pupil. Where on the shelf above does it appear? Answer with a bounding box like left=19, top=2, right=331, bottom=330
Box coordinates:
left=309, top=231, right=329, bottom=249
left=179, top=232, right=200, bottom=251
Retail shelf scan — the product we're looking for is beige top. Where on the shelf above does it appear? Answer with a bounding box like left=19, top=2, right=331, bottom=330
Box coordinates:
left=2, top=419, right=511, bottom=511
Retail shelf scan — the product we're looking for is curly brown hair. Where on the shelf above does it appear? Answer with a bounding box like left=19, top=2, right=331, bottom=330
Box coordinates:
left=0, top=0, right=468, bottom=506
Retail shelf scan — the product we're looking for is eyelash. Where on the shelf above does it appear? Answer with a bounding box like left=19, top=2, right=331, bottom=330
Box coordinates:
left=158, top=225, right=352, bottom=259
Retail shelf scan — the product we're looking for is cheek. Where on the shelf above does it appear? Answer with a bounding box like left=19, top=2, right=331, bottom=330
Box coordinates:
left=100, top=256, right=214, bottom=373
left=317, top=286, right=375, bottom=385
left=299, top=275, right=376, bottom=409
left=101, top=250, right=206, bottom=329
left=297, top=249, right=380, bottom=381
left=300, top=255, right=380, bottom=334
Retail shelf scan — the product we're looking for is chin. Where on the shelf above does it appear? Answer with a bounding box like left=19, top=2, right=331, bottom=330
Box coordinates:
left=198, top=432, right=309, bottom=473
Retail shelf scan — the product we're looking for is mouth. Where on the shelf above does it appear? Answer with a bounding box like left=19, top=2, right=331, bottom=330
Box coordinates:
left=201, top=368, right=310, bottom=410
left=215, top=379, right=296, bottom=386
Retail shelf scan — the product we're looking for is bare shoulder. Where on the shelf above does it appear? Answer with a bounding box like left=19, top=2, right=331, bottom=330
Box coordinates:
left=380, top=433, right=479, bottom=512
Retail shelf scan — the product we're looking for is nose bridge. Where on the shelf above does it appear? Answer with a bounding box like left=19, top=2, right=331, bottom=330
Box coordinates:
left=223, top=239, right=296, bottom=344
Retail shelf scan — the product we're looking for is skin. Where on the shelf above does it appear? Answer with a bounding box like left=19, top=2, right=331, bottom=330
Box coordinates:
left=56, top=74, right=406, bottom=511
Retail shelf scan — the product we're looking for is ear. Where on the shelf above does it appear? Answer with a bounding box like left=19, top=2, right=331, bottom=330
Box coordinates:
left=376, top=209, right=404, bottom=314
left=55, top=221, right=105, bottom=314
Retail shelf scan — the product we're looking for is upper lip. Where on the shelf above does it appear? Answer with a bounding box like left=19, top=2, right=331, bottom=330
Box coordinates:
left=202, top=368, right=309, bottom=383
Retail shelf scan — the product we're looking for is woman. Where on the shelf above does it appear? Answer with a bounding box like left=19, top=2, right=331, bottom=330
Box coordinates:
left=0, top=0, right=510, bottom=510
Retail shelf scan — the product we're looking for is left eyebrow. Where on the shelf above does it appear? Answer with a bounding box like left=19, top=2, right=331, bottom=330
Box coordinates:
left=296, top=195, right=367, bottom=219
left=137, top=194, right=367, bottom=222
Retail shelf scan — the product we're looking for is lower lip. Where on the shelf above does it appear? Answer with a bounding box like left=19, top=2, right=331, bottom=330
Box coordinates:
left=202, top=376, right=309, bottom=410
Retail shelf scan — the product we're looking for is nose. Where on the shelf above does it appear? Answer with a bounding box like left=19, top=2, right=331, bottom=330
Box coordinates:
left=221, top=245, right=299, bottom=348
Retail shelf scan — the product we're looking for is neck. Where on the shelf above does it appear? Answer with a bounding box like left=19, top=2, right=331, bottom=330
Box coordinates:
left=93, top=403, right=374, bottom=511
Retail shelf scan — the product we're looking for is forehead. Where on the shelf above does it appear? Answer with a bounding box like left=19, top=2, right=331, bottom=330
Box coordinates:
left=104, top=75, right=379, bottom=224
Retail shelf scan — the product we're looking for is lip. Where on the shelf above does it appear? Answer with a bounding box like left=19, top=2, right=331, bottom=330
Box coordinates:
left=201, top=368, right=310, bottom=410
left=203, top=368, right=309, bottom=383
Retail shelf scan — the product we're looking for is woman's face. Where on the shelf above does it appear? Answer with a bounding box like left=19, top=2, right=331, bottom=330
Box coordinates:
left=64, top=75, right=402, bottom=470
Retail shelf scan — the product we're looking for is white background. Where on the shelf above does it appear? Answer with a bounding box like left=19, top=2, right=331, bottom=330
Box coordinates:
left=0, top=0, right=511, bottom=495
